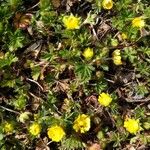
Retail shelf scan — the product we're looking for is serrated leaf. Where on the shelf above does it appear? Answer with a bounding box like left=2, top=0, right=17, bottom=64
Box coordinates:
left=0, top=52, right=18, bottom=68
left=75, top=63, right=95, bottom=83
left=31, top=65, right=41, bottom=81
left=60, top=136, right=85, bottom=150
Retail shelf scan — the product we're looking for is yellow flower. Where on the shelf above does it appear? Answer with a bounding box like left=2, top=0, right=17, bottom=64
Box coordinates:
left=29, top=123, right=41, bottom=136
left=4, top=122, right=14, bottom=133
left=124, top=118, right=140, bottom=134
left=121, top=33, right=127, bottom=40
left=102, top=0, right=113, bottom=10
left=83, top=47, right=94, bottom=60
left=63, top=14, right=80, bottom=30
left=73, top=114, right=90, bottom=133
left=132, top=17, right=145, bottom=28
left=47, top=125, right=65, bottom=142
left=113, top=55, right=122, bottom=65
left=112, top=49, right=121, bottom=56
left=112, top=50, right=122, bottom=65
left=98, top=92, right=112, bottom=106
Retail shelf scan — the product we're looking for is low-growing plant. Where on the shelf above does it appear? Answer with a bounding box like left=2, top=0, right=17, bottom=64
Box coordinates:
left=0, top=0, right=150, bottom=149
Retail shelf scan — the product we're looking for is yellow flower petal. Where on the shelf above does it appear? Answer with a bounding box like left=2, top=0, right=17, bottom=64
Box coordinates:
left=63, top=14, right=80, bottom=30
left=102, top=0, right=113, bottom=10
left=47, top=125, right=65, bottom=142
left=29, top=123, right=41, bottom=136
left=113, top=55, right=122, bottom=65
left=98, top=92, right=112, bottom=106
left=124, top=118, right=140, bottom=134
left=121, top=33, right=127, bottom=40
left=73, top=114, right=90, bottom=133
left=132, top=17, right=145, bottom=28
left=83, top=47, right=94, bottom=60
left=112, top=50, right=121, bottom=56
left=112, top=50, right=122, bottom=65
left=4, top=122, right=14, bottom=133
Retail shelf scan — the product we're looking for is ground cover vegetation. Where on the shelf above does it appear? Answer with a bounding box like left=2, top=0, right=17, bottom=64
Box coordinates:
left=0, top=0, right=150, bottom=149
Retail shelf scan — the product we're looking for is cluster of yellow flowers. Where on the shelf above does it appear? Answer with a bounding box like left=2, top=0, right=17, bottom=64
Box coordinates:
left=102, top=0, right=145, bottom=28
left=112, top=49, right=122, bottom=65
left=5, top=114, right=140, bottom=140
left=5, top=95, right=140, bottom=139
left=20, top=1, right=143, bottom=141
left=28, top=92, right=112, bottom=140
left=101, top=0, right=145, bottom=29
left=28, top=114, right=91, bottom=142
left=29, top=123, right=66, bottom=142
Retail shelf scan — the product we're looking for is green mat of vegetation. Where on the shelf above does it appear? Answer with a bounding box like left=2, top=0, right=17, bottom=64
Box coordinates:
left=0, top=0, right=150, bottom=149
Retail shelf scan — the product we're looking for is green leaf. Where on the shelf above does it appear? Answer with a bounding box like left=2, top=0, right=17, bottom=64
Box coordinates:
left=0, top=134, right=4, bottom=141
left=123, top=47, right=137, bottom=63
left=136, top=62, right=150, bottom=76
left=13, top=95, right=27, bottom=110
left=60, top=136, right=85, bottom=150
left=0, top=52, right=18, bottom=69
left=8, top=30, right=26, bottom=51
left=31, top=65, right=41, bottom=81
left=75, top=63, right=95, bottom=83
left=95, top=80, right=108, bottom=93
left=83, top=11, right=97, bottom=25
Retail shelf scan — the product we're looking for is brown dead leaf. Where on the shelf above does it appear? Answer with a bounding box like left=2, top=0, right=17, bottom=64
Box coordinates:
left=15, top=133, right=29, bottom=145
left=36, top=138, right=50, bottom=150
left=52, top=0, right=60, bottom=8
left=87, top=143, right=101, bottom=150
left=140, top=28, right=150, bottom=37
left=13, top=13, right=32, bottom=29
left=97, top=22, right=111, bottom=39
left=54, top=80, right=70, bottom=92
left=85, top=95, right=98, bottom=107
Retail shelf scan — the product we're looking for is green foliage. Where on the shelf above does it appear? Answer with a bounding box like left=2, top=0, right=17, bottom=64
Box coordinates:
left=60, top=136, right=85, bottom=150
left=75, top=63, right=95, bottom=83
left=134, top=84, right=149, bottom=96
left=31, top=64, right=41, bottom=81
left=109, top=131, right=128, bottom=147
left=0, top=0, right=150, bottom=149
left=122, top=47, right=137, bottom=63
left=0, top=52, right=18, bottom=69
left=136, top=61, right=150, bottom=76
left=7, top=30, right=26, bottom=51
left=94, top=80, right=108, bottom=93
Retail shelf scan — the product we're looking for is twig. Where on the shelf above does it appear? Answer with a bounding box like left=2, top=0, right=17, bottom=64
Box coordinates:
left=104, top=78, right=115, bottom=83
left=125, top=96, right=150, bottom=103
left=91, top=25, right=98, bottom=40
left=40, top=62, right=49, bottom=80
left=27, top=2, right=40, bottom=11
left=29, top=92, right=41, bottom=100
left=0, top=105, right=20, bottom=114
left=47, top=141, right=53, bottom=146
left=26, top=78, right=44, bottom=91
